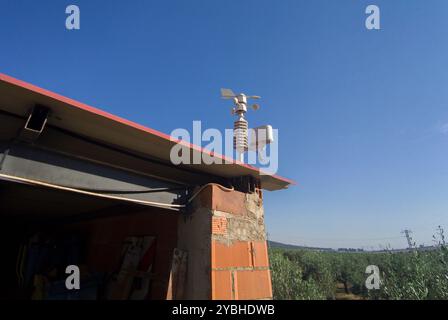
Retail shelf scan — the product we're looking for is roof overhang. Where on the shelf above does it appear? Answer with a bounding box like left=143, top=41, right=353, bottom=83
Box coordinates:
left=0, top=73, right=294, bottom=191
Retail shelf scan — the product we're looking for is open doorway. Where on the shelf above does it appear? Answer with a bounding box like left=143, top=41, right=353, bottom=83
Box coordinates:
left=0, top=179, right=179, bottom=300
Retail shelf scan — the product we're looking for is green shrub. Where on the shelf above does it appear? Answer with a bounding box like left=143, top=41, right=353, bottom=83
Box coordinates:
left=269, top=250, right=326, bottom=300
left=269, top=232, right=448, bottom=300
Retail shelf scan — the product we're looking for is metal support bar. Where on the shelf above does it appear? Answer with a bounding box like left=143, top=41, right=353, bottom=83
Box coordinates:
left=0, top=142, right=188, bottom=211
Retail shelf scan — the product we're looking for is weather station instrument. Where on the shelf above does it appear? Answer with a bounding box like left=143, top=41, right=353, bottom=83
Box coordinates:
left=220, top=88, right=274, bottom=162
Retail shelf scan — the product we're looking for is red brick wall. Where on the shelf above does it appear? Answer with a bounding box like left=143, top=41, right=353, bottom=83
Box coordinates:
left=194, top=184, right=272, bottom=300
left=211, top=240, right=272, bottom=300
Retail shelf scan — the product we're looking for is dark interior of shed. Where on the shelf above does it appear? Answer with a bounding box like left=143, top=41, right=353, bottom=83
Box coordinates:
left=0, top=179, right=179, bottom=300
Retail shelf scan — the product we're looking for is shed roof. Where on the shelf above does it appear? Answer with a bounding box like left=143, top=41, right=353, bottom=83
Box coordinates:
left=0, top=73, right=293, bottom=191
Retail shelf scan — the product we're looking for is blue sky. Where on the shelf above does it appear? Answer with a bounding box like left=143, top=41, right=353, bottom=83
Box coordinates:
left=1, top=0, right=448, bottom=249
